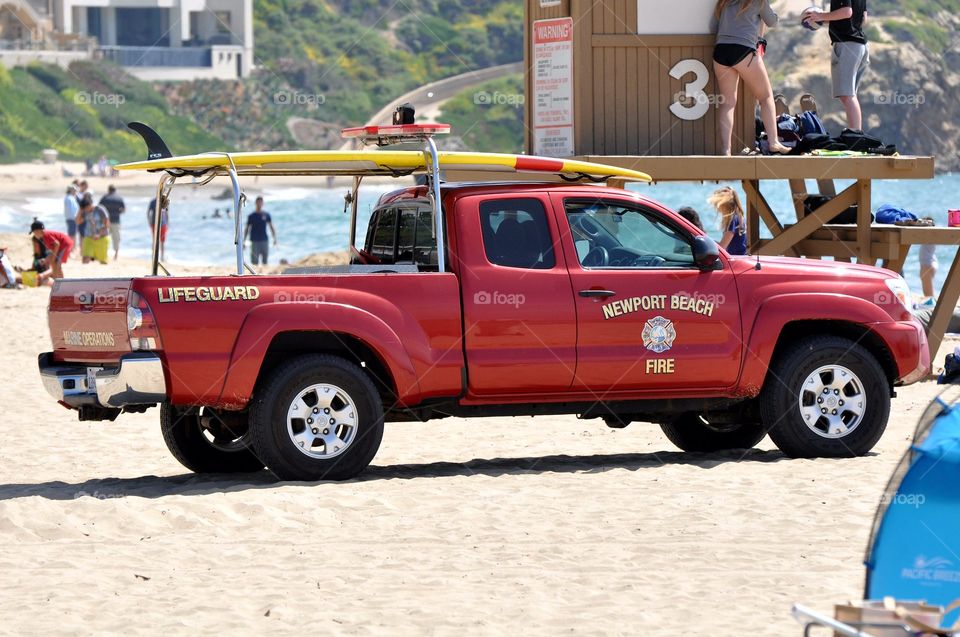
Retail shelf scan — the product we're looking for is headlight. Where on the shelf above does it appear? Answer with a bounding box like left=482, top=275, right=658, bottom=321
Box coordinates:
left=883, top=277, right=912, bottom=309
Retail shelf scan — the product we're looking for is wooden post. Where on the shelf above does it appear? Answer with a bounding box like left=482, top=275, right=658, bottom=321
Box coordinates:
left=856, top=179, right=872, bottom=263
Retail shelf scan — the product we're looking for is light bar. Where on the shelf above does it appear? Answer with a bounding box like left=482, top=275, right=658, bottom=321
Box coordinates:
left=341, top=123, right=451, bottom=147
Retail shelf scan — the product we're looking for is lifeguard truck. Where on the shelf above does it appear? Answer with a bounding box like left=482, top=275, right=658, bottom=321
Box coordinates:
left=38, top=123, right=928, bottom=480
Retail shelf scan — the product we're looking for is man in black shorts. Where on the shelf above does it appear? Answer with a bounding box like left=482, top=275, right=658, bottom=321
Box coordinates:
left=803, top=1, right=868, bottom=131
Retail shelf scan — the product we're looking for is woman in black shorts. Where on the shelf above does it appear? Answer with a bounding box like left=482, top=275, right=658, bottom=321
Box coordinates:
left=713, top=0, right=790, bottom=155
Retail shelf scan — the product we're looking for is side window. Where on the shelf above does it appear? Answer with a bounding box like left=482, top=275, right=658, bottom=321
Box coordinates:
left=566, top=200, right=695, bottom=268
left=369, top=207, right=397, bottom=262
left=396, top=208, right=416, bottom=262
left=479, top=198, right=555, bottom=269
left=413, top=207, right=438, bottom=267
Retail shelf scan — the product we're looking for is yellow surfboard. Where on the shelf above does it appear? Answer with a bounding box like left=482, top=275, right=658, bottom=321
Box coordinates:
left=116, top=150, right=652, bottom=182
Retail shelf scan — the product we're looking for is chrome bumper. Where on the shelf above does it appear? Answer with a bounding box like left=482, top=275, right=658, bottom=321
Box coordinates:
left=38, top=352, right=167, bottom=408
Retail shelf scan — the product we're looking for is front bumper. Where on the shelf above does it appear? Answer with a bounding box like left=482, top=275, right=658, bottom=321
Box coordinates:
left=39, top=352, right=167, bottom=408
left=879, top=319, right=930, bottom=385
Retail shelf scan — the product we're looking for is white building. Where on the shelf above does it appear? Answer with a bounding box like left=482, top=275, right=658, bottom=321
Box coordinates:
left=48, top=0, right=253, bottom=80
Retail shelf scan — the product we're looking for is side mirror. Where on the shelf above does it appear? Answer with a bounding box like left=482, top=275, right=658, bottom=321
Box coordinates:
left=692, top=235, right=721, bottom=270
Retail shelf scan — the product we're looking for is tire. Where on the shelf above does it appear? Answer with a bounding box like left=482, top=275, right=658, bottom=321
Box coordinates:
left=249, top=354, right=384, bottom=481
left=160, top=404, right=264, bottom=473
left=761, top=335, right=889, bottom=458
left=660, top=413, right=766, bottom=452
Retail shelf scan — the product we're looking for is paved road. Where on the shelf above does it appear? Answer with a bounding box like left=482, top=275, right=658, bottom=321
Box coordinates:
left=339, top=61, right=523, bottom=149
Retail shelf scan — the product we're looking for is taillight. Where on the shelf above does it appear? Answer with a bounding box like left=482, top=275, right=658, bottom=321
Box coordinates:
left=128, top=291, right=163, bottom=351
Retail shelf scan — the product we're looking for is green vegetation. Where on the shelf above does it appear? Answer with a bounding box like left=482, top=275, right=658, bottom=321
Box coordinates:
left=439, top=74, right=525, bottom=153
left=166, top=0, right=524, bottom=151
left=872, top=0, right=957, bottom=54
left=0, top=61, right=223, bottom=162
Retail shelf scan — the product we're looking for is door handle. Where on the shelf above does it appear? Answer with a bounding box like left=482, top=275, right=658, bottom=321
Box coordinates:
left=579, top=289, right=616, bottom=298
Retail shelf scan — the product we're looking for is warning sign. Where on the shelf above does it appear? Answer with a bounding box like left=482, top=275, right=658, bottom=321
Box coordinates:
left=532, top=17, right=574, bottom=157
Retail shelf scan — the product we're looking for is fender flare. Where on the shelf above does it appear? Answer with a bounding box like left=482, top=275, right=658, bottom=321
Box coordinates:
left=216, top=302, right=421, bottom=408
left=738, top=293, right=895, bottom=394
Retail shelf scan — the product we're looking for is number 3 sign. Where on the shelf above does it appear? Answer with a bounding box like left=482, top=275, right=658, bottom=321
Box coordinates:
left=668, top=59, right=711, bottom=121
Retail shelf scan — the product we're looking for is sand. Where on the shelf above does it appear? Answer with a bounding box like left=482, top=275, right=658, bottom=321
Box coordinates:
left=0, top=237, right=953, bottom=635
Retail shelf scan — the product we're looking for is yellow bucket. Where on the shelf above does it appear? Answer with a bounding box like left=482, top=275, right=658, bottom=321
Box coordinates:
left=20, top=270, right=38, bottom=287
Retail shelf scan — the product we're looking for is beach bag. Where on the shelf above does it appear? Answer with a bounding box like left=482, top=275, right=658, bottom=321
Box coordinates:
left=875, top=203, right=917, bottom=225
left=803, top=194, right=869, bottom=224
left=837, top=128, right=884, bottom=152
left=796, top=110, right=828, bottom=136
left=793, top=133, right=845, bottom=154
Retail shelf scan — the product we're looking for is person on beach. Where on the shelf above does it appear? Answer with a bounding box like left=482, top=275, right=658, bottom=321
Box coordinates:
left=76, top=202, right=110, bottom=265
left=76, top=181, right=93, bottom=241
left=63, top=184, right=79, bottom=249
left=676, top=206, right=705, bottom=231
left=244, top=197, right=277, bottom=265
left=0, top=246, right=18, bottom=288
left=708, top=187, right=748, bottom=255
left=918, top=244, right=937, bottom=307
left=712, top=0, right=790, bottom=155
left=802, top=1, right=868, bottom=131
left=29, top=220, right=73, bottom=279
left=99, top=185, right=125, bottom=261
left=147, top=198, right=169, bottom=261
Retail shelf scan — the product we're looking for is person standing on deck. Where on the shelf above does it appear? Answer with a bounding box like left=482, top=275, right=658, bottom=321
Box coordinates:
left=712, top=0, right=791, bottom=156
left=802, top=0, right=868, bottom=131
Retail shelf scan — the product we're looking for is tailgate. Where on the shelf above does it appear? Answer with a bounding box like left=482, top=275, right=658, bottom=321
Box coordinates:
left=49, top=278, right=132, bottom=363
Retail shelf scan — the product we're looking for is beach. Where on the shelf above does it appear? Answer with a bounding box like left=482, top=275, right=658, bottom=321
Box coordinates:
left=0, top=246, right=953, bottom=635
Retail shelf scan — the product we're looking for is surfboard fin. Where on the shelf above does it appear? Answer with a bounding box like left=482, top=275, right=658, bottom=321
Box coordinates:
left=127, top=122, right=173, bottom=161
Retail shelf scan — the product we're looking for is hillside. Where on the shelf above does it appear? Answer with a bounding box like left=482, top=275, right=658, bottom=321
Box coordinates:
left=162, top=0, right=523, bottom=150
left=0, top=61, right=223, bottom=163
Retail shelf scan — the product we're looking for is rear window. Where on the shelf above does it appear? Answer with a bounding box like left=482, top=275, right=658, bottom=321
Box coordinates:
left=365, top=204, right=438, bottom=268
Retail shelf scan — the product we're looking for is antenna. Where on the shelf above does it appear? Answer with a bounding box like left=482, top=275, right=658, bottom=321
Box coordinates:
left=755, top=251, right=762, bottom=270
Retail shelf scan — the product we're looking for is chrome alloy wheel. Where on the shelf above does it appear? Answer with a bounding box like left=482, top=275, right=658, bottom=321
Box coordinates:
left=286, top=383, right=358, bottom=459
left=798, top=364, right=866, bottom=439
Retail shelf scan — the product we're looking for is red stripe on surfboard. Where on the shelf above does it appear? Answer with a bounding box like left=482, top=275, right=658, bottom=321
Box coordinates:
left=514, top=156, right=565, bottom=172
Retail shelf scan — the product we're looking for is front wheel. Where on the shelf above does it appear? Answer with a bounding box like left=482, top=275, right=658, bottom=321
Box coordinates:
left=249, top=354, right=384, bottom=481
left=761, top=336, right=889, bottom=457
left=660, top=413, right=766, bottom=452
left=160, top=404, right=264, bottom=473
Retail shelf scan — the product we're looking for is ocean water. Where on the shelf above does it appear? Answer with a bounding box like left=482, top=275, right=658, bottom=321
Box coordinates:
left=5, top=173, right=959, bottom=293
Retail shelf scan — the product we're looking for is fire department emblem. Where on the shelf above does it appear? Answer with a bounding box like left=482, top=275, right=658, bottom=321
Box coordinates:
left=642, top=316, right=676, bottom=353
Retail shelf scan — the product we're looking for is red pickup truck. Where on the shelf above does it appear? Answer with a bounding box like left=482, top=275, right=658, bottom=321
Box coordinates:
left=38, top=127, right=929, bottom=481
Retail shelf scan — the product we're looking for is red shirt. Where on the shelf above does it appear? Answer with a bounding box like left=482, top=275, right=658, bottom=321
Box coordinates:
left=42, top=230, right=73, bottom=254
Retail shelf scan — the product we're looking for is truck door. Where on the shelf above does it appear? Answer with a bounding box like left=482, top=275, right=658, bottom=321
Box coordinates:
left=455, top=193, right=577, bottom=395
left=551, top=194, right=743, bottom=392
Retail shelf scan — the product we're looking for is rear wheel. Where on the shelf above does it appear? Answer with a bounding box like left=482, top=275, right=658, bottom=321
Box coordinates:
left=160, top=404, right=264, bottom=473
left=660, top=413, right=766, bottom=452
left=761, top=335, right=889, bottom=457
left=249, top=354, right=384, bottom=481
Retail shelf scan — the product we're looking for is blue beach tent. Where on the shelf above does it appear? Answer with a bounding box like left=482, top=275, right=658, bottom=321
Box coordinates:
left=865, top=389, right=960, bottom=627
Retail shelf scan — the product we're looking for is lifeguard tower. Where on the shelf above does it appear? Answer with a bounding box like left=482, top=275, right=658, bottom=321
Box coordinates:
left=509, top=0, right=955, bottom=360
